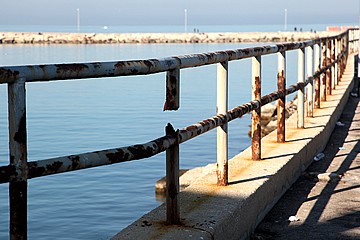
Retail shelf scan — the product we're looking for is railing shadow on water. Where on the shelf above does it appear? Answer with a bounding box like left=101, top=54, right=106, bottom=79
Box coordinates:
left=0, top=28, right=358, bottom=239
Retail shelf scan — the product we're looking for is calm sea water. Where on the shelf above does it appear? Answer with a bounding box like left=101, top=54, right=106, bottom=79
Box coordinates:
left=0, top=23, right=350, bottom=239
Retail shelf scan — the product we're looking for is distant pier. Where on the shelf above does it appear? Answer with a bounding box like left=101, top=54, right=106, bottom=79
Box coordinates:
left=0, top=31, right=338, bottom=44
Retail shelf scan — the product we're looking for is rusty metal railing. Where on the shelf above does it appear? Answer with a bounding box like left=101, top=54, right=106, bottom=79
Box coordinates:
left=0, top=28, right=358, bottom=239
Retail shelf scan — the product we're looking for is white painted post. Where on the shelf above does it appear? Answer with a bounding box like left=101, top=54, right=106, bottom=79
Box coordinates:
left=216, top=61, right=228, bottom=186
left=334, top=39, right=338, bottom=85
left=297, top=48, right=305, bottom=128
left=306, top=46, right=314, bottom=117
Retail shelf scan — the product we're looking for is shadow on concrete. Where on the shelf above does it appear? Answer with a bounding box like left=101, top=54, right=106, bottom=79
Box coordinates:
left=262, top=153, right=296, bottom=160
left=285, top=137, right=314, bottom=143
left=252, top=96, right=360, bottom=240
left=229, top=175, right=273, bottom=185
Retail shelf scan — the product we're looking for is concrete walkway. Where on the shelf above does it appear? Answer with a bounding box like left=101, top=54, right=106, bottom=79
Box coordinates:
left=252, top=94, right=360, bottom=239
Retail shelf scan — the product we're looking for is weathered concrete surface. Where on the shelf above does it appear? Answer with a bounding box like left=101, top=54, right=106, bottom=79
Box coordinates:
left=112, top=56, right=355, bottom=240
left=252, top=88, right=360, bottom=239
left=0, top=31, right=338, bottom=44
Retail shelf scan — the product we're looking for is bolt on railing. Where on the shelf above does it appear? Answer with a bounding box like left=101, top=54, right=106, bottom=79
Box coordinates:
left=0, top=29, right=357, bottom=238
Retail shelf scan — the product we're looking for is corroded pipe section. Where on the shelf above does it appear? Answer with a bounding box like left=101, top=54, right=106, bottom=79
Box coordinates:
left=165, top=123, right=180, bottom=224
left=8, top=78, right=28, bottom=240
left=164, top=67, right=180, bottom=111
left=277, top=51, right=286, bottom=143
left=252, top=56, right=261, bottom=160
left=314, top=44, right=321, bottom=109
left=322, top=41, right=328, bottom=101
left=27, top=135, right=177, bottom=179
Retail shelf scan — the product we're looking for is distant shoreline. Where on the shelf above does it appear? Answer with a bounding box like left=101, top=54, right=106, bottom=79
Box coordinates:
left=0, top=31, right=339, bottom=44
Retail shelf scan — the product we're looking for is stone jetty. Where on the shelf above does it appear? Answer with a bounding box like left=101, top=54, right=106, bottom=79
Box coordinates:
left=0, top=31, right=338, bottom=44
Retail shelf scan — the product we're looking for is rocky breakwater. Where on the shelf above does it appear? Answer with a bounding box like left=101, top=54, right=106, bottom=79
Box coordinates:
left=0, top=31, right=338, bottom=44
left=250, top=98, right=298, bottom=137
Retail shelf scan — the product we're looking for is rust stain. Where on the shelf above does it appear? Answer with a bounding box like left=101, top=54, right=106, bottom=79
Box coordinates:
left=13, top=113, right=27, bottom=144
left=69, top=155, right=81, bottom=170
left=27, top=162, right=45, bottom=179
left=106, top=149, right=129, bottom=164
left=55, top=63, right=88, bottom=74
left=0, top=68, right=20, bottom=81
left=216, top=164, right=228, bottom=186
left=46, top=161, right=63, bottom=172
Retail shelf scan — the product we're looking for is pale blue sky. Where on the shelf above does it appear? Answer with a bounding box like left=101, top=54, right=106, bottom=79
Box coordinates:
left=1, top=0, right=358, bottom=26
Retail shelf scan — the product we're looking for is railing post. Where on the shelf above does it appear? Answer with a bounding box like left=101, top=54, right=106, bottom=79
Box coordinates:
left=326, top=41, right=332, bottom=96
left=306, top=45, right=314, bottom=117
left=314, top=43, right=321, bottom=109
left=322, top=40, right=327, bottom=101
left=340, top=38, right=344, bottom=79
left=216, top=61, right=228, bottom=186
left=331, top=39, right=336, bottom=89
left=335, top=38, right=339, bottom=85
left=336, top=38, right=341, bottom=83
left=165, top=123, right=180, bottom=224
left=8, top=78, right=28, bottom=240
left=297, top=48, right=305, bottom=128
left=164, top=68, right=180, bottom=111
left=251, top=56, right=261, bottom=160
left=277, top=51, right=286, bottom=143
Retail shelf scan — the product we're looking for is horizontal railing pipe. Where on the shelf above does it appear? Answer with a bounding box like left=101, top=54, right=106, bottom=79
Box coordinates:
left=0, top=34, right=347, bottom=85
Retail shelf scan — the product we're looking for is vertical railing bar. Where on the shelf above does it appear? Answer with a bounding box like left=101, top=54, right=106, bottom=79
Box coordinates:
left=322, top=40, right=327, bottom=101
left=314, top=43, right=321, bottom=109
left=306, top=45, right=314, bottom=117
left=297, top=48, right=305, bottom=128
left=8, top=77, right=28, bottom=240
left=331, top=39, right=336, bottom=89
left=164, top=68, right=180, bottom=111
left=165, top=123, right=180, bottom=224
left=216, top=61, right=228, bottom=186
left=334, top=38, right=339, bottom=85
left=277, top=51, right=286, bottom=143
left=326, top=41, right=332, bottom=96
left=251, top=56, right=261, bottom=160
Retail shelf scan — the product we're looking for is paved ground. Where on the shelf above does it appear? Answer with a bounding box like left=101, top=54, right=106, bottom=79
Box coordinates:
left=252, top=94, right=360, bottom=240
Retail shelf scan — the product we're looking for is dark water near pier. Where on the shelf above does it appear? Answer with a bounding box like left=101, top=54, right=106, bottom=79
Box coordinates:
left=0, top=23, right=348, bottom=239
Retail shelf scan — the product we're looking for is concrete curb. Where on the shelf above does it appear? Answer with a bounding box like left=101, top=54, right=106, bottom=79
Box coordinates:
left=113, top=56, right=355, bottom=240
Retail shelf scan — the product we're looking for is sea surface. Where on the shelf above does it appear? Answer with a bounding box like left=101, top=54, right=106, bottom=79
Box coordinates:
left=0, top=23, right=354, bottom=239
